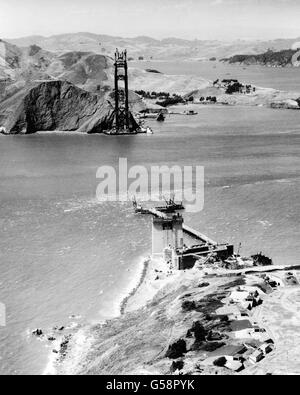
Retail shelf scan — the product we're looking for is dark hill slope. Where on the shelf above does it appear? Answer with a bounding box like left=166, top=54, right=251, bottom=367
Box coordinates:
left=222, top=49, right=300, bottom=67
left=1, top=80, right=115, bottom=134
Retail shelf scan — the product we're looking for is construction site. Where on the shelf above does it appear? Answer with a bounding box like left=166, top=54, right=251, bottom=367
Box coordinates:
left=127, top=198, right=300, bottom=374
left=133, top=197, right=236, bottom=271
left=106, top=49, right=150, bottom=135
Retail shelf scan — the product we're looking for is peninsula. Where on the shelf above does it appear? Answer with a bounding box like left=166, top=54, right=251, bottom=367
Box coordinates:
left=1, top=38, right=300, bottom=135
left=39, top=204, right=300, bottom=376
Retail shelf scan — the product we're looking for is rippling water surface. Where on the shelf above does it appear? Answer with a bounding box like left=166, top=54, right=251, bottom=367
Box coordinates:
left=0, top=101, right=299, bottom=374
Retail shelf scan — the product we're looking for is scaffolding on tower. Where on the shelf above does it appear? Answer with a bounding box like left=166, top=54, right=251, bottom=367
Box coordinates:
left=111, top=49, right=139, bottom=134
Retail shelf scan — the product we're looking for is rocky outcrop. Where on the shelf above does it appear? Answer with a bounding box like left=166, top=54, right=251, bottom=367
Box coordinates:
left=222, top=49, right=300, bottom=67
left=1, top=80, right=117, bottom=134
left=165, top=339, right=187, bottom=359
left=270, top=99, right=300, bottom=109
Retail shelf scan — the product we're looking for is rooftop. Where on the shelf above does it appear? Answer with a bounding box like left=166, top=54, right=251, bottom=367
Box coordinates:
left=230, top=320, right=253, bottom=332
left=210, top=344, right=246, bottom=357
left=225, top=360, right=244, bottom=372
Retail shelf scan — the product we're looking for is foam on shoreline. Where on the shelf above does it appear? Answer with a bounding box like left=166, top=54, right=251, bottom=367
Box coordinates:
left=42, top=255, right=152, bottom=375
left=42, top=246, right=300, bottom=376
left=119, top=256, right=151, bottom=315
left=47, top=262, right=300, bottom=375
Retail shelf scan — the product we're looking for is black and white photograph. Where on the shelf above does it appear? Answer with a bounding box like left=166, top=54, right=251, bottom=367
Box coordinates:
left=0, top=0, right=300, bottom=378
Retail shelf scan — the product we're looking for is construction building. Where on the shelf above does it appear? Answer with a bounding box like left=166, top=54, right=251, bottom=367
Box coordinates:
left=151, top=212, right=234, bottom=270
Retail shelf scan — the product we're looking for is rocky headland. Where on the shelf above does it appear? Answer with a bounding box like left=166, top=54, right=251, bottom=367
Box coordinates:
left=1, top=37, right=300, bottom=135
left=222, top=49, right=300, bottom=68
left=1, top=80, right=117, bottom=134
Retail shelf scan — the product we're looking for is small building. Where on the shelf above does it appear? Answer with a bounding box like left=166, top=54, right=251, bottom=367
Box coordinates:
left=230, top=290, right=250, bottom=302
left=178, top=243, right=234, bottom=270
left=210, top=344, right=247, bottom=362
left=216, top=305, right=241, bottom=316
left=239, top=285, right=265, bottom=296
left=249, top=349, right=264, bottom=364
left=259, top=342, right=274, bottom=355
left=242, top=348, right=256, bottom=360
left=216, top=305, right=249, bottom=321
left=230, top=289, right=261, bottom=310
left=230, top=320, right=254, bottom=339
left=225, top=360, right=244, bottom=372
left=251, top=326, right=269, bottom=341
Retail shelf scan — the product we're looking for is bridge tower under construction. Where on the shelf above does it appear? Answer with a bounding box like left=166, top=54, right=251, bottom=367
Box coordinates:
left=113, top=49, right=132, bottom=134
left=152, top=214, right=184, bottom=255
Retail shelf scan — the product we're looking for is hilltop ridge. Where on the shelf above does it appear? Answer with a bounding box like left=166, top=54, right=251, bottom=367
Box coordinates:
left=5, top=33, right=300, bottom=61
left=1, top=37, right=300, bottom=135
left=222, top=48, right=300, bottom=68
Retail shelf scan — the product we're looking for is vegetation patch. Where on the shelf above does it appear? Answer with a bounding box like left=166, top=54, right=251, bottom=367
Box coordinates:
left=186, top=321, right=207, bottom=342
left=181, top=300, right=197, bottom=312
left=145, top=69, right=162, bottom=74
left=197, top=341, right=226, bottom=352
left=213, top=356, right=227, bottom=367
left=251, top=253, right=273, bottom=266
left=170, top=360, right=184, bottom=373
left=221, top=49, right=298, bottom=67
left=165, top=339, right=187, bottom=359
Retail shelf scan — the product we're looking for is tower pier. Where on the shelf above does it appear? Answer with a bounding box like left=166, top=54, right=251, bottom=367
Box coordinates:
left=110, top=49, right=140, bottom=134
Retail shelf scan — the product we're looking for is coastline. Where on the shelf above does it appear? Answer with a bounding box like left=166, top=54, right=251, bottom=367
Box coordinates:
left=43, top=255, right=152, bottom=375
left=122, top=255, right=183, bottom=314
left=119, top=256, right=151, bottom=315
left=50, top=258, right=300, bottom=375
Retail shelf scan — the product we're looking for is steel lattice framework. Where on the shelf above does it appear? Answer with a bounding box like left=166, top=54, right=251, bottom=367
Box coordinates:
left=114, top=49, right=131, bottom=133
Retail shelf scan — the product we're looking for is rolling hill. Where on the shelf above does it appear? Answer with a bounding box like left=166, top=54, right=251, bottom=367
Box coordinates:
left=222, top=49, right=300, bottom=67
left=5, top=33, right=300, bottom=61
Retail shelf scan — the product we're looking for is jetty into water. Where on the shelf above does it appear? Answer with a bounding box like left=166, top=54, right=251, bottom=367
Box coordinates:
left=133, top=199, right=234, bottom=270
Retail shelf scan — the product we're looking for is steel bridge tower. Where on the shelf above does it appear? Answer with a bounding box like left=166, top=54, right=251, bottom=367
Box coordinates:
left=114, top=49, right=131, bottom=134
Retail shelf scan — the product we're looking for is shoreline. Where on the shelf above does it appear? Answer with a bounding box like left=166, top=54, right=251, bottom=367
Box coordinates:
left=42, top=253, right=300, bottom=375
left=119, top=256, right=151, bottom=315
left=51, top=261, right=300, bottom=375
left=43, top=255, right=152, bottom=375
left=46, top=255, right=173, bottom=375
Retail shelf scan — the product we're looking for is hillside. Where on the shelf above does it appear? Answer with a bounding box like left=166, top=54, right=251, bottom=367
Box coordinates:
left=57, top=269, right=242, bottom=375
left=0, top=39, right=114, bottom=100
left=0, top=37, right=210, bottom=102
left=0, top=38, right=214, bottom=133
left=0, top=80, right=117, bottom=134
left=52, top=257, right=300, bottom=376
left=222, top=49, right=300, bottom=67
left=5, top=33, right=300, bottom=61
left=1, top=37, right=300, bottom=134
